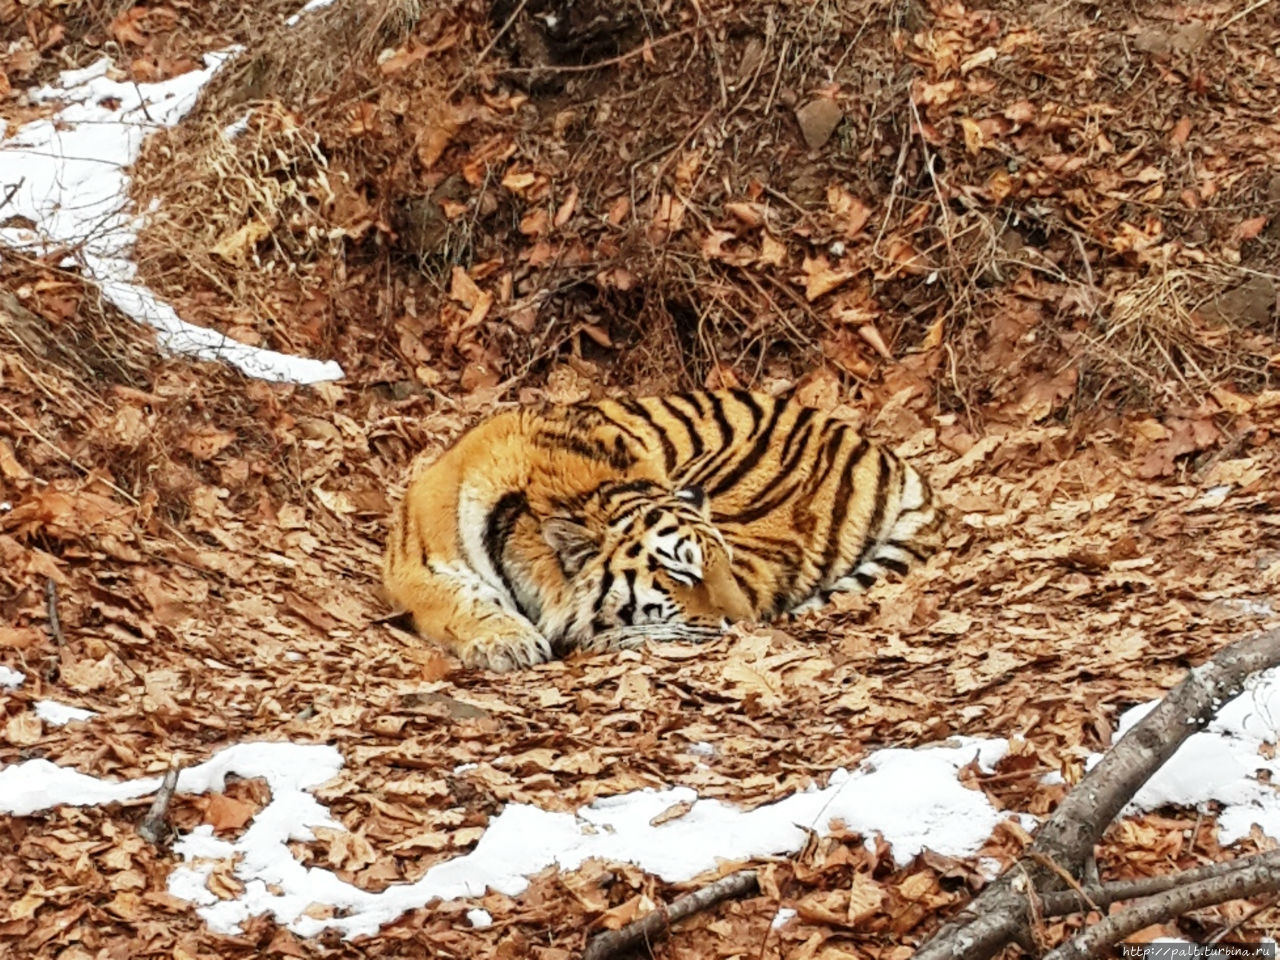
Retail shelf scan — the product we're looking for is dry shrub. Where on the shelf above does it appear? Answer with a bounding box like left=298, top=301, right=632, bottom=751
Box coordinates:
left=198, top=0, right=427, bottom=115
left=126, top=0, right=1280, bottom=411
left=1084, top=263, right=1279, bottom=406
left=136, top=105, right=336, bottom=285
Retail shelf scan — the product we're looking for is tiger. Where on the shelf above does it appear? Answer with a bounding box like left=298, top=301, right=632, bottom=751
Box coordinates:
left=383, top=389, right=939, bottom=671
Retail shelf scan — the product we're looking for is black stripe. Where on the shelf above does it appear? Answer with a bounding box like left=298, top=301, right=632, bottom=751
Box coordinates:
left=483, top=491, right=532, bottom=621
left=849, top=451, right=892, bottom=575
left=712, top=418, right=819, bottom=524
left=780, top=406, right=815, bottom=462
left=593, top=567, right=615, bottom=613
left=818, top=433, right=869, bottom=583
left=692, top=391, right=764, bottom=492
left=706, top=393, right=784, bottom=497
left=536, top=429, right=636, bottom=470
left=613, top=401, right=677, bottom=473
left=678, top=391, right=710, bottom=417
left=879, top=557, right=910, bottom=575
left=704, top=391, right=734, bottom=454
left=660, top=397, right=703, bottom=461
left=885, top=537, right=931, bottom=563
left=617, top=568, right=638, bottom=624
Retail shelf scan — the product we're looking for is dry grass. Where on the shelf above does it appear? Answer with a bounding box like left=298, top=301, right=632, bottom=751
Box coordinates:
left=133, top=104, right=340, bottom=327
left=196, top=0, right=427, bottom=115
left=125, top=0, right=1280, bottom=411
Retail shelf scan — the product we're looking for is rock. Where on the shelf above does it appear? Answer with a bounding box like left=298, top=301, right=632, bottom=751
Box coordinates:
left=1200, top=275, right=1277, bottom=327
left=1133, top=27, right=1172, bottom=56
left=1172, top=21, right=1208, bottom=53
left=795, top=98, right=843, bottom=151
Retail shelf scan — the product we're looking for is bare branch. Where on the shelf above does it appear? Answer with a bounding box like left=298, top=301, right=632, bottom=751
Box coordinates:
left=137, top=765, right=181, bottom=848
left=582, top=869, right=758, bottom=960
left=1041, top=851, right=1280, bottom=918
left=915, top=627, right=1280, bottom=960
left=1044, top=856, right=1280, bottom=960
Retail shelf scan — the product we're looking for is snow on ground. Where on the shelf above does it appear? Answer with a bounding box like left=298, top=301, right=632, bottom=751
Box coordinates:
left=3, top=668, right=1280, bottom=940
left=285, top=0, right=340, bottom=27
left=33, top=700, right=97, bottom=726
left=0, top=736, right=1010, bottom=939
left=1106, top=664, right=1280, bottom=843
left=0, top=54, right=344, bottom=385
left=0, top=666, right=24, bottom=689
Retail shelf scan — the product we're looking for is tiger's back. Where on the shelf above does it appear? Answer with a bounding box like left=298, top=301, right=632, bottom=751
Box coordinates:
left=588, top=390, right=939, bottom=618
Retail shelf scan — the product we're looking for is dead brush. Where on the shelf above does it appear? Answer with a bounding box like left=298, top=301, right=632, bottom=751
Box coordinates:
left=1084, top=263, right=1278, bottom=406
left=197, top=0, right=426, bottom=115
left=132, top=102, right=342, bottom=330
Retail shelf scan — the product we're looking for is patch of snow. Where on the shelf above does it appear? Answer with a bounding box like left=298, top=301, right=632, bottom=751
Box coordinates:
left=1101, top=666, right=1280, bottom=844
left=466, top=907, right=493, bottom=928
left=977, top=857, right=1004, bottom=880
left=453, top=762, right=478, bottom=774
left=0, top=53, right=344, bottom=385
left=0, top=736, right=1010, bottom=940
left=770, top=907, right=796, bottom=929
left=34, top=700, right=97, bottom=726
left=0, top=666, right=24, bottom=689
left=284, top=651, right=305, bottom=662
left=286, top=0, right=339, bottom=27
left=1197, top=484, right=1232, bottom=508
left=222, top=110, right=252, bottom=141
left=687, top=740, right=715, bottom=757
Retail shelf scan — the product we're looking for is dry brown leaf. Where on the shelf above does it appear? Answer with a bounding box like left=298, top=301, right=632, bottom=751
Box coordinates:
left=205, top=794, right=259, bottom=833
left=802, top=255, right=856, bottom=301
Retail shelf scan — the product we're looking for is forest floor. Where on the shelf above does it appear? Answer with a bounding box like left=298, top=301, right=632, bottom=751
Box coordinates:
left=2, top=0, right=1280, bottom=957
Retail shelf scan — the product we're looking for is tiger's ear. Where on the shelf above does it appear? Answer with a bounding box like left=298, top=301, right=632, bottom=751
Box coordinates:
left=543, top=517, right=600, bottom=578
left=674, top=485, right=710, bottom=517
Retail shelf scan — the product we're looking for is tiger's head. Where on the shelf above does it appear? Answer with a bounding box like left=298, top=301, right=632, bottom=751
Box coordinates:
left=538, top=480, right=752, bottom=653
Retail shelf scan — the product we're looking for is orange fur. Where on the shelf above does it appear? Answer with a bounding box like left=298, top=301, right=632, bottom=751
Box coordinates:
left=383, top=391, right=938, bottom=671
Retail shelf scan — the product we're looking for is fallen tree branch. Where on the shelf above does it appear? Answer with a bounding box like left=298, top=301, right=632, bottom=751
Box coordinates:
left=137, top=765, right=181, bottom=848
left=1043, top=854, right=1280, bottom=960
left=581, top=869, right=758, bottom=960
left=915, top=627, right=1280, bottom=960
left=1040, top=850, right=1280, bottom=917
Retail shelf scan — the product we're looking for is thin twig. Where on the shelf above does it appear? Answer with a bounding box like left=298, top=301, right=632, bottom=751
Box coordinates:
left=44, top=578, right=65, bottom=647
left=1221, top=0, right=1274, bottom=30
left=501, top=16, right=727, bottom=76
left=0, top=177, right=22, bottom=214
left=1040, top=850, right=1280, bottom=917
left=137, top=764, right=182, bottom=848
left=1209, top=890, right=1280, bottom=943
left=1043, top=857, right=1280, bottom=960
left=582, top=869, right=759, bottom=960
left=915, top=628, right=1280, bottom=960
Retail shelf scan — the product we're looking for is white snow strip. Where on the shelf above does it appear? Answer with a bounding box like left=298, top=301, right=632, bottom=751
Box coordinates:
left=0, top=737, right=1009, bottom=940
left=286, top=0, right=340, bottom=27
left=466, top=907, right=493, bottom=929
left=1098, top=665, right=1280, bottom=844
left=0, top=53, right=344, bottom=385
left=34, top=700, right=97, bottom=726
left=770, top=907, right=796, bottom=929
left=0, top=666, right=24, bottom=689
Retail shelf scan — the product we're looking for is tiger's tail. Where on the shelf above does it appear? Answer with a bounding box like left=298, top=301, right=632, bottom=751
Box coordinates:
left=852, top=461, right=939, bottom=589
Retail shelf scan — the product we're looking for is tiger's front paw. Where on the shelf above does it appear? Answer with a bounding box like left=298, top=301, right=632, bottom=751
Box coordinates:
left=458, top=630, right=554, bottom=672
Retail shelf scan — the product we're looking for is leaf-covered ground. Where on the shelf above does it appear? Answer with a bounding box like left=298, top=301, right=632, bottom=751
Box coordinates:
left=3, top=0, right=1280, bottom=956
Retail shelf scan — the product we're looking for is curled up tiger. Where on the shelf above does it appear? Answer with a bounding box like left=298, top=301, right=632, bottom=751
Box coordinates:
left=383, top=390, right=940, bottom=671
